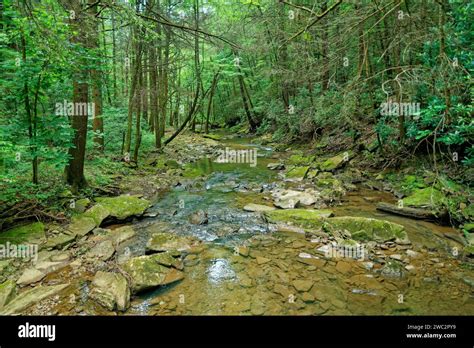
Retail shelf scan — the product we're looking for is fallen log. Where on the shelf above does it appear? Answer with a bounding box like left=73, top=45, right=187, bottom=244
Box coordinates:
left=376, top=202, right=441, bottom=221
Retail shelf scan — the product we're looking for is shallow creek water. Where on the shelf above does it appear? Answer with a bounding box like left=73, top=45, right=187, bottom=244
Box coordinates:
left=40, top=136, right=474, bottom=316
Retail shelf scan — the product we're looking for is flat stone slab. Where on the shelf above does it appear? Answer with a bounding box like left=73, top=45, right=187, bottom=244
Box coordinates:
left=146, top=232, right=199, bottom=254
left=86, top=240, right=115, bottom=261
left=106, top=226, right=136, bottom=246
left=67, top=216, right=96, bottom=237
left=243, top=203, right=276, bottom=212
left=0, top=284, right=69, bottom=315
left=16, top=268, right=45, bottom=286
left=44, top=233, right=76, bottom=249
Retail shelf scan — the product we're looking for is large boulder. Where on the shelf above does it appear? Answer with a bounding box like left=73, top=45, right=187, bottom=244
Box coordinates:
left=94, top=195, right=150, bottom=220
left=402, top=187, right=446, bottom=210
left=325, top=216, right=409, bottom=243
left=121, top=253, right=184, bottom=293
left=83, top=204, right=110, bottom=226
left=67, top=216, right=96, bottom=237
left=287, top=154, right=315, bottom=166
left=317, top=151, right=352, bottom=171
left=89, top=271, right=130, bottom=311
left=272, top=189, right=319, bottom=209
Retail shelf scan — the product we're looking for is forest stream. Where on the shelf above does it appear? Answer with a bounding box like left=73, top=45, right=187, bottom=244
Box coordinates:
left=7, top=134, right=472, bottom=316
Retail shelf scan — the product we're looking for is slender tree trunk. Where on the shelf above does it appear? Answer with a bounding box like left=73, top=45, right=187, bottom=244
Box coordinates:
left=64, top=1, right=89, bottom=190
left=21, top=32, right=38, bottom=184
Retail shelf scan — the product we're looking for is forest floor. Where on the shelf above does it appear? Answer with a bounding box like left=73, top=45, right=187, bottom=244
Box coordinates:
left=1, top=130, right=473, bottom=315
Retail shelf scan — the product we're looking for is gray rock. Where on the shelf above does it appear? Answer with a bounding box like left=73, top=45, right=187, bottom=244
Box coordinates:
left=267, top=163, right=285, bottom=170
left=86, top=240, right=115, bottom=261
left=0, top=284, right=69, bottom=315
left=16, top=268, right=45, bottom=286
left=89, top=271, right=130, bottom=311
left=0, top=280, right=16, bottom=309
left=44, top=233, right=76, bottom=250
left=107, top=226, right=136, bottom=246
left=243, top=203, right=276, bottom=212
left=121, top=254, right=184, bottom=293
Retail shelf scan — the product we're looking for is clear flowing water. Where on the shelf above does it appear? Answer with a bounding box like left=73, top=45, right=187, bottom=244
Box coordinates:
left=41, top=136, right=474, bottom=316
left=121, top=138, right=474, bottom=316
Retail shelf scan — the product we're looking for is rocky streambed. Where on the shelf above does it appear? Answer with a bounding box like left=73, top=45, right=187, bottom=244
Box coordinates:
left=1, top=133, right=473, bottom=316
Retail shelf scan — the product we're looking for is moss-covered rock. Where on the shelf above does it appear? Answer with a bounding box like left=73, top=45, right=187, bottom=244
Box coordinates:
left=325, top=216, right=409, bottom=243
left=463, top=223, right=474, bottom=233
left=0, top=222, right=45, bottom=244
left=106, top=226, right=136, bottom=246
left=315, top=177, right=343, bottom=189
left=287, top=154, right=315, bottom=166
left=0, top=280, right=16, bottom=309
left=146, top=232, right=199, bottom=254
left=285, top=166, right=310, bottom=180
left=380, top=260, right=405, bottom=278
left=83, top=204, right=110, bottom=226
left=95, top=195, right=150, bottom=220
left=121, top=253, right=184, bottom=293
left=44, top=233, right=76, bottom=249
left=202, top=133, right=222, bottom=141
left=402, top=187, right=446, bottom=210
left=71, top=198, right=91, bottom=213
left=67, top=215, right=96, bottom=237
left=264, top=209, right=333, bottom=229
left=165, top=159, right=182, bottom=169
left=317, top=151, right=353, bottom=171
left=464, top=245, right=474, bottom=257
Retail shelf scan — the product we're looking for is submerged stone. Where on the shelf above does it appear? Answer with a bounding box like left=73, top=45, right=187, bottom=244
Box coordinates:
left=146, top=232, right=199, bottom=254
